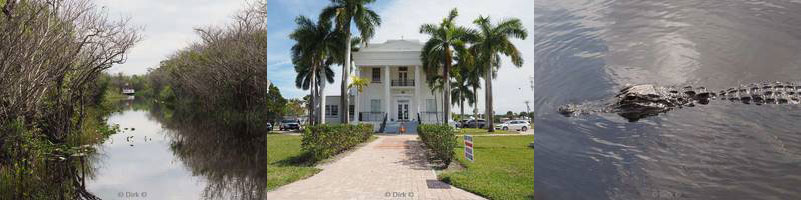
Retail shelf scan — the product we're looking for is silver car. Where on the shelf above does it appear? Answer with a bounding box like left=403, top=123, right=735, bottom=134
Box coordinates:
left=495, top=120, right=530, bottom=131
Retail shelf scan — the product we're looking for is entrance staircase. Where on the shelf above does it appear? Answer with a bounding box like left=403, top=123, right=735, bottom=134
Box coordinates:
left=382, top=121, right=418, bottom=134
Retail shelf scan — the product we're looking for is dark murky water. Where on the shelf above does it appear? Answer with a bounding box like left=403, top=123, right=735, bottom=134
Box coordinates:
left=86, top=99, right=266, bottom=199
left=534, top=0, right=801, bottom=199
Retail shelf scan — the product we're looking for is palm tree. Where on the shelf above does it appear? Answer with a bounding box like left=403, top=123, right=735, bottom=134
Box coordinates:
left=426, top=74, right=445, bottom=122
left=464, top=57, right=482, bottom=127
left=450, top=69, right=475, bottom=122
left=320, top=0, right=382, bottom=124
left=420, top=8, right=477, bottom=124
left=348, top=75, right=369, bottom=93
left=290, top=16, right=341, bottom=125
left=471, top=15, right=528, bottom=132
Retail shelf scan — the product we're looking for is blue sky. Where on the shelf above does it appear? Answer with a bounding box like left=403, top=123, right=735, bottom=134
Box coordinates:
left=268, top=0, right=534, bottom=113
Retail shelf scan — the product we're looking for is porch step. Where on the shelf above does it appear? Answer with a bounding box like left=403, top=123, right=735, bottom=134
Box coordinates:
left=383, top=121, right=418, bottom=134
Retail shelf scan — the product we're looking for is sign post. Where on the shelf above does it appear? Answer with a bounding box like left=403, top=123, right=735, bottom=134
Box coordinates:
left=464, top=135, right=474, bottom=162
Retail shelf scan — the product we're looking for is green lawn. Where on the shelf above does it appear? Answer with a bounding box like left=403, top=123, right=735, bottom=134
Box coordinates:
left=457, top=128, right=518, bottom=135
left=267, top=135, right=321, bottom=190
left=439, top=135, right=535, bottom=200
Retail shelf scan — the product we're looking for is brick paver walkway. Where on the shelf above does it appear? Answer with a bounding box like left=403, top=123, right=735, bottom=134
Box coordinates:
left=267, top=135, right=486, bottom=200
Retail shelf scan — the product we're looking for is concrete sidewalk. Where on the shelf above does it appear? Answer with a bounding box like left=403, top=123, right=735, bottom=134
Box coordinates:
left=267, top=135, right=485, bottom=200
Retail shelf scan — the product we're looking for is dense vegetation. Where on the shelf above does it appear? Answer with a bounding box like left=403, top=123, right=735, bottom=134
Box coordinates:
left=119, top=1, right=270, bottom=131
left=301, top=124, right=374, bottom=162
left=417, top=124, right=458, bottom=166
left=0, top=0, right=139, bottom=198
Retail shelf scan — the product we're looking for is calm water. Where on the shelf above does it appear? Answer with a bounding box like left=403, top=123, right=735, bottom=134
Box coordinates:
left=534, top=0, right=801, bottom=199
left=86, top=100, right=266, bottom=199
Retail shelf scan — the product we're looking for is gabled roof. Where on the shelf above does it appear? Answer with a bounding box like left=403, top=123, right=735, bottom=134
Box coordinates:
left=358, top=39, right=423, bottom=52
left=353, top=39, right=424, bottom=66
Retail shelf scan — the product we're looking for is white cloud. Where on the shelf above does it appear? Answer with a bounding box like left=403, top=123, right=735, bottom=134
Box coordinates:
left=96, top=0, right=247, bottom=75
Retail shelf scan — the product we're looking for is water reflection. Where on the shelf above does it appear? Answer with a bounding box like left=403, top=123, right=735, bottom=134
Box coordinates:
left=87, top=99, right=266, bottom=199
left=535, top=0, right=801, bottom=199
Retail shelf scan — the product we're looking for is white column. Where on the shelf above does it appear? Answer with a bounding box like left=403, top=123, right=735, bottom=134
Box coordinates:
left=414, top=65, right=421, bottom=121
left=384, top=66, right=391, bottom=121
left=320, top=80, right=326, bottom=124
left=353, top=64, right=360, bottom=123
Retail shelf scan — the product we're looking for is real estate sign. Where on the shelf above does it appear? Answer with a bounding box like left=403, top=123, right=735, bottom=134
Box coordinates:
left=464, top=135, right=474, bottom=162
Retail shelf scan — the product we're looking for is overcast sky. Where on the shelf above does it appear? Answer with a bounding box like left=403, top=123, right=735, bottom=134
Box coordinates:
left=97, top=0, right=248, bottom=75
left=267, top=0, right=534, bottom=114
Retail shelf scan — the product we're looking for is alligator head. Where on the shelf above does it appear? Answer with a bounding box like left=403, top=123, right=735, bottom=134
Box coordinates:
left=559, top=84, right=716, bottom=122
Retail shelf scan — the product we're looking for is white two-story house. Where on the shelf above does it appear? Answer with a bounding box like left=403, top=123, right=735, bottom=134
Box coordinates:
left=321, top=39, right=446, bottom=133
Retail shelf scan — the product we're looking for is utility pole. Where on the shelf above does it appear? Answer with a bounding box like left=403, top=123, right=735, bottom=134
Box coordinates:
left=525, top=100, right=531, bottom=125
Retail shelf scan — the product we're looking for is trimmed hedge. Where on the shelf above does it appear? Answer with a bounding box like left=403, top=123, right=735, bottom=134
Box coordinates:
left=301, top=123, right=373, bottom=161
left=417, top=124, right=458, bottom=166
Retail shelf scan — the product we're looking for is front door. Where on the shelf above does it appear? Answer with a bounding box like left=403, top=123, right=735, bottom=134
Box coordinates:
left=397, top=100, right=409, bottom=121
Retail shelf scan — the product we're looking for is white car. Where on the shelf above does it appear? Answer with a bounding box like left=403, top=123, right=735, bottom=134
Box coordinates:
left=448, top=119, right=460, bottom=129
left=495, top=120, right=530, bottom=131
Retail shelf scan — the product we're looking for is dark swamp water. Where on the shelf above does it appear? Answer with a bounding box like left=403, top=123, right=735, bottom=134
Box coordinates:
left=534, top=0, right=801, bottom=199
left=84, top=99, right=266, bottom=199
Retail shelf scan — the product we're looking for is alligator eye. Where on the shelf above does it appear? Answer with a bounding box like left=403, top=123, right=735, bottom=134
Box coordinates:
left=684, top=91, right=696, bottom=96
left=669, top=90, right=678, bottom=93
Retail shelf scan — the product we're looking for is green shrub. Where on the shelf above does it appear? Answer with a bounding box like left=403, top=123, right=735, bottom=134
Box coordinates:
left=301, top=124, right=373, bottom=161
left=417, top=124, right=457, bottom=166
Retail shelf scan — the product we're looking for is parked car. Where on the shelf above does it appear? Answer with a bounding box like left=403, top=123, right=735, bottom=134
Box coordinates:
left=448, top=119, right=460, bottom=129
left=495, top=120, right=530, bottom=131
left=279, top=119, right=300, bottom=131
left=464, top=119, right=487, bottom=128
left=458, top=119, right=469, bottom=128
left=266, top=122, right=273, bottom=131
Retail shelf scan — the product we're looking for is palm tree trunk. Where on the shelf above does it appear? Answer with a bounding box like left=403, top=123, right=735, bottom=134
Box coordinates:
left=460, top=98, right=464, bottom=121
left=472, top=85, right=478, bottom=128
left=443, top=46, right=452, bottom=124
left=309, top=69, right=316, bottom=126
left=341, top=31, right=351, bottom=124
left=485, top=59, right=494, bottom=132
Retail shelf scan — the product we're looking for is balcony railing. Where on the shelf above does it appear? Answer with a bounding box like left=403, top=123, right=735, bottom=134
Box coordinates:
left=391, top=79, right=415, bottom=87
left=359, top=112, right=385, bottom=122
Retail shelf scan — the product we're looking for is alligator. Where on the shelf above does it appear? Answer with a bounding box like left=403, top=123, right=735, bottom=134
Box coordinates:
left=558, top=81, right=801, bottom=121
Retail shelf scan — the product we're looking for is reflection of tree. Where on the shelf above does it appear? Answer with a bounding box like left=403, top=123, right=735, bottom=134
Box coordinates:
left=149, top=104, right=267, bottom=200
